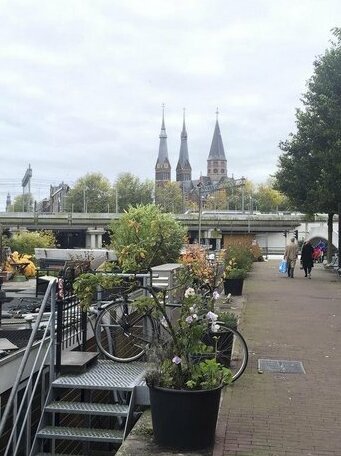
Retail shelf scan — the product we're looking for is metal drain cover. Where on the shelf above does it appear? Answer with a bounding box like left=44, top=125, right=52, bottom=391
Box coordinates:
left=258, top=359, right=305, bottom=374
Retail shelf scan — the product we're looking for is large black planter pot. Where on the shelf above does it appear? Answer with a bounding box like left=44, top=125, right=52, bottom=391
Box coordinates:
left=148, top=385, right=222, bottom=450
left=223, top=278, right=244, bottom=296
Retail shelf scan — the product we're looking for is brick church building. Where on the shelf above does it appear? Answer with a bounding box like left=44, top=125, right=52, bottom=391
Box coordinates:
left=154, top=107, right=235, bottom=206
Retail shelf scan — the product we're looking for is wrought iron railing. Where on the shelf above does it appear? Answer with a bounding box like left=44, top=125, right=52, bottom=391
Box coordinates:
left=55, top=293, right=87, bottom=374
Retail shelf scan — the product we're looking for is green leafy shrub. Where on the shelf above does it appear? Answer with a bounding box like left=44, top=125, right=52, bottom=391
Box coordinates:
left=223, top=267, right=247, bottom=280
left=3, top=231, right=56, bottom=257
left=109, top=204, right=187, bottom=272
left=218, top=311, right=238, bottom=328
left=224, top=243, right=253, bottom=271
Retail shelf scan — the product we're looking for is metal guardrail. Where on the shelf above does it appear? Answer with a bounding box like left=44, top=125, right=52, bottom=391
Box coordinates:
left=55, top=292, right=87, bottom=375
left=0, top=279, right=57, bottom=456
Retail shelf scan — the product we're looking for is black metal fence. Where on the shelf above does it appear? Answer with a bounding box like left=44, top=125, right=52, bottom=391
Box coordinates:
left=55, top=275, right=88, bottom=375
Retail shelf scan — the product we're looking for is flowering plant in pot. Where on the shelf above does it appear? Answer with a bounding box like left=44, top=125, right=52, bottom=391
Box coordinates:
left=224, top=242, right=254, bottom=271
left=137, top=286, right=232, bottom=450
left=223, top=266, right=247, bottom=280
left=222, top=258, right=247, bottom=296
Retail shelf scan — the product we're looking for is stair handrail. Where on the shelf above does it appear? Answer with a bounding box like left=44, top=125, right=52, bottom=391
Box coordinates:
left=7, top=319, right=54, bottom=456
left=0, top=278, right=57, bottom=455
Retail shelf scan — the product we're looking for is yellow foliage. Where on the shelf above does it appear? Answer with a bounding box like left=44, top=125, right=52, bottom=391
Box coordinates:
left=3, top=251, right=37, bottom=278
left=179, top=244, right=215, bottom=284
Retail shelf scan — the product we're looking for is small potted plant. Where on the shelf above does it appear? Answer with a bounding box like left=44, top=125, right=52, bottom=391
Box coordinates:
left=218, top=311, right=238, bottom=329
left=222, top=259, right=247, bottom=295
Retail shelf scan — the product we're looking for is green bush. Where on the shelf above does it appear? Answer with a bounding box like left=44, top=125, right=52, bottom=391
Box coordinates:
left=109, top=204, right=187, bottom=272
left=3, top=231, right=56, bottom=257
left=223, top=267, right=248, bottom=280
left=218, top=311, right=238, bottom=328
left=224, top=243, right=253, bottom=272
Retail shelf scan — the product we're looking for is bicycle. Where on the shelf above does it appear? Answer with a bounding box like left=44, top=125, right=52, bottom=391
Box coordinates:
left=93, top=290, right=161, bottom=363
left=92, top=281, right=248, bottom=382
left=192, top=281, right=248, bottom=382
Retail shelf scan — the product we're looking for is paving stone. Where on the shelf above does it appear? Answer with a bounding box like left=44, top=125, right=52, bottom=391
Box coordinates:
left=213, top=261, right=341, bottom=456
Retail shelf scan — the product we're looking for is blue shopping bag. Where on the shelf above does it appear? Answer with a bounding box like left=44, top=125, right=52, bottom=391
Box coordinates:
left=279, top=259, right=288, bottom=274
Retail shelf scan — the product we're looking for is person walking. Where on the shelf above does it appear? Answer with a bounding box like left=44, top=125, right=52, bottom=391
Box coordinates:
left=301, top=240, right=314, bottom=278
left=284, top=237, right=299, bottom=278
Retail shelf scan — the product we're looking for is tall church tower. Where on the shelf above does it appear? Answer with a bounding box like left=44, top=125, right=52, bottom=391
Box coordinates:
left=176, top=109, right=192, bottom=182
left=155, top=105, right=171, bottom=187
left=207, top=109, right=227, bottom=182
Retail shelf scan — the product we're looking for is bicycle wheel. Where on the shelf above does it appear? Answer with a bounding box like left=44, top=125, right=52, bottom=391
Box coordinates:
left=94, top=300, right=156, bottom=362
left=205, top=323, right=248, bottom=382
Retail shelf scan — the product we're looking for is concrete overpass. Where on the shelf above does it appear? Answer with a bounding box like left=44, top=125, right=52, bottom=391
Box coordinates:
left=0, top=211, right=330, bottom=251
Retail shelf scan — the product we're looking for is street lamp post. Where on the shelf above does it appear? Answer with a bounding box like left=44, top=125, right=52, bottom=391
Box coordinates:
left=113, top=188, right=119, bottom=214
left=83, top=188, right=86, bottom=213
left=241, top=177, right=246, bottom=213
left=231, top=176, right=246, bottom=213
left=197, top=182, right=203, bottom=245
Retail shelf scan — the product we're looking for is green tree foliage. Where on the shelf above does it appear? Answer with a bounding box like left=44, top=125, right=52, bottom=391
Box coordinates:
left=275, top=28, right=341, bottom=259
left=3, top=230, right=56, bottom=256
left=155, top=182, right=184, bottom=213
left=7, top=193, right=34, bottom=212
left=254, top=183, right=289, bottom=213
left=65, top=173, right=112, bottom=213
left=109, top=204, right=187, bottom=272
left=113, top=173, right=153, bottom=212
left=226, top=179, right=254, bottom=211
left=203, top=190, right=228, bottom=210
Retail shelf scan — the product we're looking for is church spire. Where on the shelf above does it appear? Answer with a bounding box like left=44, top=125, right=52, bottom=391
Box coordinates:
left=160, top=103, right=166, bottom=136
left=155, top=104, right=171, bottom=186
left=176, top=108, right=192, bottom=182
left=181, top=108, right=187, bottom=139
left=207, top=108, right=227, bottom=181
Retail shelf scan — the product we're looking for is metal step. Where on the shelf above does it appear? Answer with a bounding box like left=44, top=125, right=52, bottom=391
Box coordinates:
left=45, top=401, right=129, bottom=416
left=36, top=426, right=124, bottom=443
left=60, top=351, right=98, bottom=374
left=52, top=360, right=147, bottom=391
left=36, top=453, right=111, bottom=456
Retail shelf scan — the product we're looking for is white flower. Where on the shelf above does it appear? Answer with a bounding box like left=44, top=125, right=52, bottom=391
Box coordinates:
left=185, top=287, right=195, bottom=298
left=189, top=305, right=197, bottom=313
left=160, top=316, right=168, bottom=328
left=185, top=315, right=193, bottom=324
left=206, top=311, right=219, bottom=321
left=172, top=355, right=182, bottom=364
left=211, top=323, right=221, bottom=332
left=192, top=313, right=198, bottom=320
left=213, top=290, right=220, bottom=300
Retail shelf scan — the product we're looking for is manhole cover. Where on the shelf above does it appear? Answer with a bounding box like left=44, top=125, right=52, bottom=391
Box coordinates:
left=258, top=359, right=305, bottom=374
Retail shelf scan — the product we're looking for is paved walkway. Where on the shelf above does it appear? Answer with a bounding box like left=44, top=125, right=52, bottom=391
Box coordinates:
left=214, top=260, right=341, bottom=456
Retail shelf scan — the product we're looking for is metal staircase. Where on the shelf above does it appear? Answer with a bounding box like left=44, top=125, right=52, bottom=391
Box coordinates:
left=32, top=360, right=148, bottom=455
left=0, top=271, right=158, bottom=455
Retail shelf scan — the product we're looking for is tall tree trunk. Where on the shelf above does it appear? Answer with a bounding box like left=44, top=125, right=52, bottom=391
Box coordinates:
left=327, top=213, right=334, bottom=263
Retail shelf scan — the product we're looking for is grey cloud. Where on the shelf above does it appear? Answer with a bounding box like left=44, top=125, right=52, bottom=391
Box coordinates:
left=1, top=0, right=340, bottom=210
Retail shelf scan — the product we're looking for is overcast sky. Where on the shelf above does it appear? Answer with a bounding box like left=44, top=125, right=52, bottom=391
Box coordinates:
left=0, top=0, right=340, bottom=210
